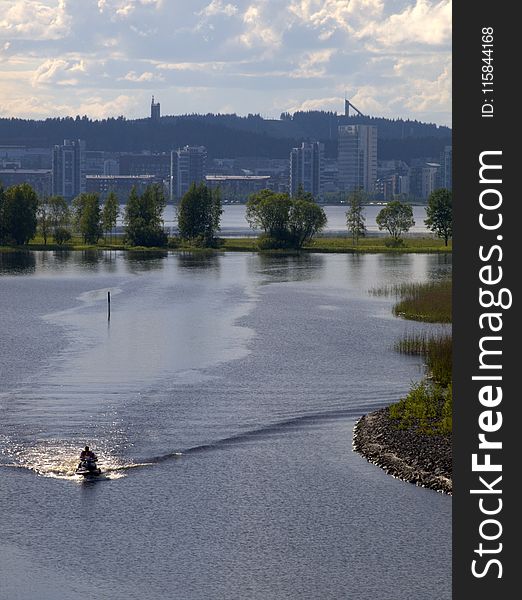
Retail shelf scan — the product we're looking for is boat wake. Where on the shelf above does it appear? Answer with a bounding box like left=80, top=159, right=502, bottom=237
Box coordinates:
left=149, top=406, right=366, bottom=463
left=1, top=405, right=375, bottom=481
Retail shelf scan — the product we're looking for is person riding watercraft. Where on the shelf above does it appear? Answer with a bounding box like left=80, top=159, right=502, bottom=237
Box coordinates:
left=76, top=446, right=101, bottom=475
left=79, top=446, right=96, bottom=462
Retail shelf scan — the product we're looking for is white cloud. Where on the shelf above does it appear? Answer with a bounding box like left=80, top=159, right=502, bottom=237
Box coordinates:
left=286, top=96, right=344, bottom=113
left=0, top=91, right=138, bottom=118
left=31, top=58, right=88, bottom=86
left=155, top=60, right=229, bottom=72
left=289, top=0, right=451, bottom=47
left=290, top=48, right=335, bottom=78
left=76, top=94, right=139, bottom=118
left=357, top=0, right=451, bottom=46
left=0, top=0, right=452, bottom=124
left=403, top=61, right=451, bottom=113
left=0, top=0, right=71, bottom=40
left=239, top=3, right=284, bottom=48
left=97, top=0, right=162, bottom=18
left=121, top=70, right=164, bottom=82
left=198, top=0, right=238, bottom=17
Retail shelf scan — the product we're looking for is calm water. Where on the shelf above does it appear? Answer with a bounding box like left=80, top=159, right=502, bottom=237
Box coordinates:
left=117, top=204, right=430, bottom=236
left=0, top=250, right=451, bottom=600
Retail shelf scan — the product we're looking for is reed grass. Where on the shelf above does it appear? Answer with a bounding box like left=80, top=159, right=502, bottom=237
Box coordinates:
left=395, top=333, right=452, bottom=386
left=387, top=279, right=453, bottom=435
left=370, top=279, right=452, bottom=323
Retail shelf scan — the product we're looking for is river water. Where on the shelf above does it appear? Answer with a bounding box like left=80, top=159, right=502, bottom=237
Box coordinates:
left=0, top=250, right=451, bottom=600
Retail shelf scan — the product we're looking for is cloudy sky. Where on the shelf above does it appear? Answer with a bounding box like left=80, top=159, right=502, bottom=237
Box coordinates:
left=0, top=0, right=451, bottom=125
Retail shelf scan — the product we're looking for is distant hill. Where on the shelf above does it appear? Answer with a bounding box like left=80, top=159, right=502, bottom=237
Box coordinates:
left=0, top=111, right=451, bottom=162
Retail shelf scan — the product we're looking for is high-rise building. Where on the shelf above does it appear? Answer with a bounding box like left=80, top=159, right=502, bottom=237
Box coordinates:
left=337, top=125, right=377, bottom=194
left=440, top=145, right=452, bottom=190
left=409, top=162, right=440, bottom=200
left=289, top=142, right=324, bottom=199
left=52, top=139, right=85, bottom=200
left=151, top=96, right=161, bottom=122
left=172, top=146, right=207, bottom=199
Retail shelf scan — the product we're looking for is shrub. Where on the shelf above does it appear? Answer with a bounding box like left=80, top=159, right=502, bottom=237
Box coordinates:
left=389, top=381, right=452, bottom=435
left=384, top=237, right=405, bottom=248
left=53, top=227, right=72, bottom=245
left=256, top=234, right=293, bottom=250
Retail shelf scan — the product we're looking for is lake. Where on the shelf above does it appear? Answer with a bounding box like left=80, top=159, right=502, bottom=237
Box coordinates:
left=116, top=204, right=431, bottom=237
left=0, top=250, right=451, bottom=600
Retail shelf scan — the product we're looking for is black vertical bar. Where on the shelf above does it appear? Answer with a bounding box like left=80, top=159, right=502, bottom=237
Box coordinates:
left=454, top=2, right=516, bottom=598
left=108, top=290, right=111, bottom=321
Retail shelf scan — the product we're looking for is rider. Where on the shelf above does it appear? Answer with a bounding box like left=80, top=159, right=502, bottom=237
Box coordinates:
left=79, top=445, right=96, bottom=462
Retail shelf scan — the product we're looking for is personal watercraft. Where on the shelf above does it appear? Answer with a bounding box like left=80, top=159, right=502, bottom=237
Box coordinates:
left=76, top=457, right=101, bottom=476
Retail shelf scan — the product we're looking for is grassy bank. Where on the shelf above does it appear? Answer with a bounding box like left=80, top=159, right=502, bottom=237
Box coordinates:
left=387, top=278, right=453, bottom=435
left=226, top=235, right=452, bottom=254
left=2, top=235, right=452, bottom=255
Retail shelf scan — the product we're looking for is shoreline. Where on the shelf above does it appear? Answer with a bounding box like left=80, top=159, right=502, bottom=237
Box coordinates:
left=353, top=407, right=452, bottom=495
left=0, top=236, right=452, bottom=255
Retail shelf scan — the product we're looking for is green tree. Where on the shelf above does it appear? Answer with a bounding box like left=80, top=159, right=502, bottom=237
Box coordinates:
left=48, top=195, right=70, bottom=242
left=376, top=200, right=415, bottom=243
left=345, top=191, right=367, bottom=245
left=102, top=191, right=119, bottom=242
left=38, top=196, right=70, bottom=244
left=246, top=189, right=326, bottom=248
left=73, top=193, right=102, bottom=244
left=124, top=184, right=167, bottom=247
left=294, top=183, right=315, bottom=202
left=54, top=227, right=72, bottom=245
left=0, top=183, right=38, bottom=245
left=177, top=183, right=223, bottom=246
left=425, top=188, right=452, bottom=246
left=246, top=190, right=292, bottom=240
left=288, top=199, right=327, bottom=247
left=37, top=197, right=51, bottom=245
left=0, top=184, right=7, bottom=243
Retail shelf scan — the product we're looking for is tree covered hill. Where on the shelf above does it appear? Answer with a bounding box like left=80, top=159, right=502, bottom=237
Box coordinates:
left=0, top=111, right=451, bottom=161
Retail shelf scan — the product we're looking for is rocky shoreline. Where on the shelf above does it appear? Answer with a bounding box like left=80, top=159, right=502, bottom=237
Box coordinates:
left=353, top=407, right=452, bottom=495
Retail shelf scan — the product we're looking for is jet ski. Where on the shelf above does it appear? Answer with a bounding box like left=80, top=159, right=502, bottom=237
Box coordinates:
left=76, top=457, right=102, bottom=476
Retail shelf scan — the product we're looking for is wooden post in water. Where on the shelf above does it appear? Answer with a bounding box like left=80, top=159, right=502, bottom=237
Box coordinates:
left=108, top=291, right=111, bottom=321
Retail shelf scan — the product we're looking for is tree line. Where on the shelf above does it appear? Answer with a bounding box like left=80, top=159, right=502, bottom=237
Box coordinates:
left=0, top=180, right=452, bottom=249
left=0, top=112, right=451, bottom=162
left=345, top=188, right=452, bottom=246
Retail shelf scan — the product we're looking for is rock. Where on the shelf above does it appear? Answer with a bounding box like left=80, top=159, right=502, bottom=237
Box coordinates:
left=353, top=407, right=452, bottom=495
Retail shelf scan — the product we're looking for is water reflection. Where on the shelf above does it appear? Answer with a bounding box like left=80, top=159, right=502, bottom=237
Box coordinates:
left=0, top=251, right=36, bottom=275
left=175, top=251, right=221, bottom=273
left=253, top=253, right=325, bottom=284
left=123, top=251, right=168, bottom=273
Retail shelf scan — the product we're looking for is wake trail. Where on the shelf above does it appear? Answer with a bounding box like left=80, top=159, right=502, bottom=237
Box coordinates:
left=1, top=403, right=386, bottom=479
left=148, top=405, right=371, bottom=463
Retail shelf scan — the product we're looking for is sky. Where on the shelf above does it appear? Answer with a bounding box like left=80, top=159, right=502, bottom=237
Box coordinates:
left=0, top=0, right=451, bottom=125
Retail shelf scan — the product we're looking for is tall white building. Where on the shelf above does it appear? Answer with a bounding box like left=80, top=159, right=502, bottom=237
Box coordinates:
left=289, top=142, right=324, bottom=199
left=337, top=125, right=377, bottom=194
left=52, top=139, right=86, bottom=200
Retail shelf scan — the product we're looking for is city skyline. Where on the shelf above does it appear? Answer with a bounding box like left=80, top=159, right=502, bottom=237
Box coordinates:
left=0, top=0, right=451, bottom=125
